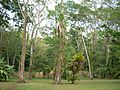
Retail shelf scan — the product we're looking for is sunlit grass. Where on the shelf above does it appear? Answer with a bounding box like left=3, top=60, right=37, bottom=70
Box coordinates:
left=0, top=78, right=120, bottom=90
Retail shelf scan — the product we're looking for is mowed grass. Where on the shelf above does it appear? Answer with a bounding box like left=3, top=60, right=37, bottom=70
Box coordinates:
left=0, top=78, right=120, bottom=90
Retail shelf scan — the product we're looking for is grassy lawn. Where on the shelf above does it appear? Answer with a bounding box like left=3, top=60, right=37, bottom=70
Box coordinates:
left=0, top=78, right=120, bottom=90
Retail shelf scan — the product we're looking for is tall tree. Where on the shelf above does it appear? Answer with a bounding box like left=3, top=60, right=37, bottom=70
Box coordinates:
left=28, top=0, right=46, bottom=80
left=81, top=33, right=92, bottom=79
left=17, top=0, right=29, bottom=83
left=54, top=0, right=66, bottom=84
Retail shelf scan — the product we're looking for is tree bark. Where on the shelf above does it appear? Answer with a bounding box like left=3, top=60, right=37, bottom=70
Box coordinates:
left=18, top=16, right=27, bottom=83
left=17, top=0, right=29, bottom=83
left=28, top=43, right=33, bottom=80
left=105, top=32, right=110, bottom=65
left=76, top=38, right=80, bottom=52
left=91, top=30, right=96, bottom=78
left=6, top=48, right=9, bottom=65
left=54, top=0, right=65, bottom=84
left=55, top=57, right=62, bottom=84
left=12, top=53, right=16, bottom=66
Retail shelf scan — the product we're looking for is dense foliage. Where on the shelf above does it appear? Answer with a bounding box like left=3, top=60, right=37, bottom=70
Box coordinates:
left=0, top=58, right=14, bottom=81
left=0, top=0, right=120, bottom=83
left=66, top=53, right=84, bottom=84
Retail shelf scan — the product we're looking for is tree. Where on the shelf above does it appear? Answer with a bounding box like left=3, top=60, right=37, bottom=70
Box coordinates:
left=53, top=0, right=66, bottom=84
left=17, top=0, right=29, bottom=83
left=28, top=0, right=46, bottom=80
left=81, top=33, right=93, bottom=79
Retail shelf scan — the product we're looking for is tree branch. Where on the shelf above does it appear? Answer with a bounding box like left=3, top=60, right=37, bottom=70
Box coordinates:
left=17, top=0, right=25, bottom=18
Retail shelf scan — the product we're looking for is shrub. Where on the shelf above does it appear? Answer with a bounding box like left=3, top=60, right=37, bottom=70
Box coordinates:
left=0, top=58, right=14, bottom=81
left=66, top=53, right=84, bottom=84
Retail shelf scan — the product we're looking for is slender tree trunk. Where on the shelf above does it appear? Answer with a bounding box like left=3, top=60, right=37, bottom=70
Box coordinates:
left=104, top=31, right=110, bottom=78
left=106, top=45, right=110, bottom=65
left=91, top=30, right=96, bottom=78
left=12, top=53, right=16, bottom=66
left=28, top=43, right=33, bottom=80
left=28, top=2, right=46, bottom=79
left=6, top=49, right=9, bottom=65
left=28, top=23, right=36, bottom=80
left=105, top=32, right=110, bottom=65
left=18, top=17, right=27, bottom=83
left=28, top=27, right=34, bottom=80
left=76, top=38, right=80, bottom=52
left=0, top=32, right=2, bottom=57
left=81, top=34, right=93, bottom=79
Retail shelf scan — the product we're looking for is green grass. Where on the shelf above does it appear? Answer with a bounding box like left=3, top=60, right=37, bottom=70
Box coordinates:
left=0, top=78, right=120, bottom=90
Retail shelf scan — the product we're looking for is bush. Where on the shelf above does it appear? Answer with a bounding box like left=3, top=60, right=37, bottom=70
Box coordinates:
left=0, top=58, right=14, bottom=81
left=66, top=53, right=84, bottom=84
